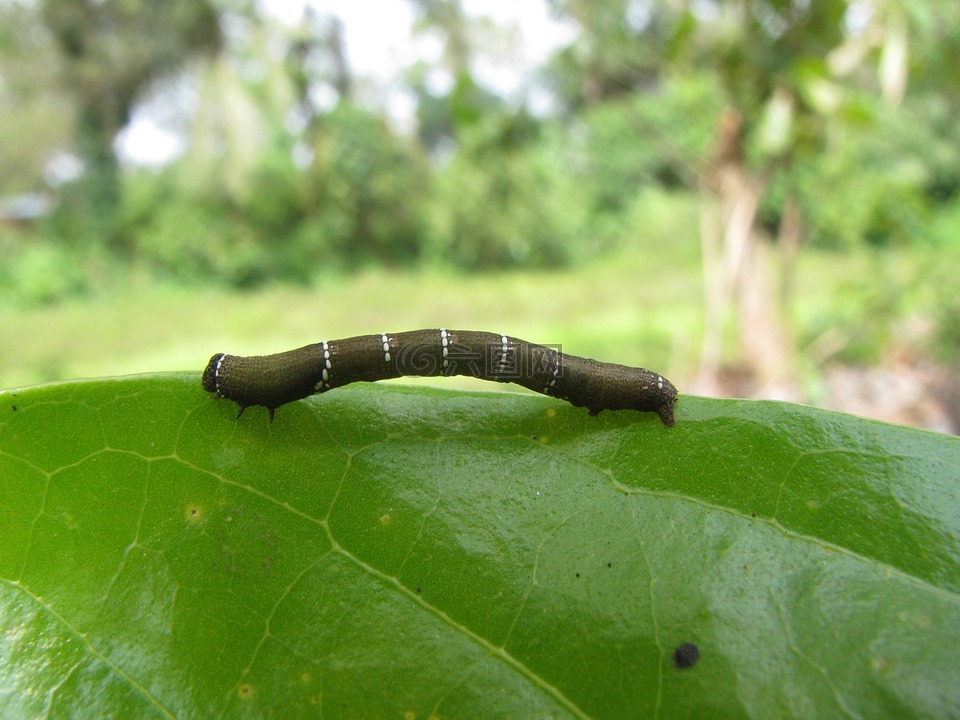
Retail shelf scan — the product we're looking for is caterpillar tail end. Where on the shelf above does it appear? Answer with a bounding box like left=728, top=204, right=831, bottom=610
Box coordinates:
left=657, top=402, right=676, bottom=427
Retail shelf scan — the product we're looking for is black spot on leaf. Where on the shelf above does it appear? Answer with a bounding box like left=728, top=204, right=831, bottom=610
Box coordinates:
left=673, top=642, right=700, bottom=669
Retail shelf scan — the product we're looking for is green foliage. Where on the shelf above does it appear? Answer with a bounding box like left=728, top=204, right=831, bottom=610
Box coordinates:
left=36, top=0, right=222, bottom=237
left=921, top=241, right=960, bottom=366
left=2, top=378, right=958, bottom=718
left=777, top=90, right=960, bottom=249
left=120, top=172, right=273, bottom=288
left=428, top=113, right=590, bottom=269
left=0, top=231, right=90, bottom=307
left=802, top=261, right=906, bottom=365
left=791, top=243, right=960, bottom=375
left=299, top=104, right=432, bottom=270
left=138, top=199, right=271, bottom=288
left=2, top=0, right=960, bottom=307
left=241, top=142, right=306, bottom=238
left=543, top=0, right=683, bottom=111
left=0, top=4, right=73, bottom=195
left=576, top=73, right=720, bottom=203
left=114, top=104, right=434, bottom=287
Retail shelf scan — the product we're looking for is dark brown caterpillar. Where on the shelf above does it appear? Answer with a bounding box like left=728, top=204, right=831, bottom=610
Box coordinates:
left=202, top=329, right=677, bottom=425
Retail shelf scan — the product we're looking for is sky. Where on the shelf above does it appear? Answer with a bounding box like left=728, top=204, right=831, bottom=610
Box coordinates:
left=115, top=0, right=577, bottom=167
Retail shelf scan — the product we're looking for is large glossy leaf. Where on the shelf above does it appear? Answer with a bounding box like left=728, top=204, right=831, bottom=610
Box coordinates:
left=1, top=376, right=958, bottom=719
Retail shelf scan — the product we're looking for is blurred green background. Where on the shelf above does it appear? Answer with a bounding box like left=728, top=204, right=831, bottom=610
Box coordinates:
left=1, top=0, right=958, bottom=432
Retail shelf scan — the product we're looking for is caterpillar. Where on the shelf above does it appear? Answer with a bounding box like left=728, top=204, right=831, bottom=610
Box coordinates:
left=202, top=329, right=677, bottom=425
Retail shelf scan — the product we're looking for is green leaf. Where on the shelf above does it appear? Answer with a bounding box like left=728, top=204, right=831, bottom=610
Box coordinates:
left=1, top=376, right=958, bottom=719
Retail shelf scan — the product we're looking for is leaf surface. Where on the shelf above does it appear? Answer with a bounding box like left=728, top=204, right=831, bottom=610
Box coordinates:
left=1, top=377, right=958, bottom=719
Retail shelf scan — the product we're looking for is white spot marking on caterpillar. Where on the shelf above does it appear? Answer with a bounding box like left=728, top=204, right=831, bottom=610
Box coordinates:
left=499, top=335, right=509, bottom=373
left=658, top=375, right=664, bottom=390
left=440, top=328, right=449, bottom=364
left=381, top=333, right=391, bottom=363
left=318, top=341, right=332, bottom=389
left=214, top=354, right=225, bottom=394
left=542, top=352, right=562, bottom=394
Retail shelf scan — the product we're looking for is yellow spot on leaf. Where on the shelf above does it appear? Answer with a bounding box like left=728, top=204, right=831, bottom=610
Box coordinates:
left=237, top=683, right=254, bottom=699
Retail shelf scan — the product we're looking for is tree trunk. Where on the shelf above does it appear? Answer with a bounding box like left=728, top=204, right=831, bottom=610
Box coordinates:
left=698, top=109, right=793, bottom=395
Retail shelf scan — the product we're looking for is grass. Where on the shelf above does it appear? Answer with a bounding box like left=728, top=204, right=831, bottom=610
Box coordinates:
left=0, top=242, right=950, bottom=402
left=2, top=247, right=698, bottom=391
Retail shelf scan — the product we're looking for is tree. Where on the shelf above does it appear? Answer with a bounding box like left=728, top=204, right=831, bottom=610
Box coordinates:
left=406, top=0, right=509, bottom=152
left=545, top=0, right=674, bottom=108
left=0, top=4, right=74, bottom=196
left=40, top=0, right=222, bottom=244
left=547, top=0, right=960, bottom=394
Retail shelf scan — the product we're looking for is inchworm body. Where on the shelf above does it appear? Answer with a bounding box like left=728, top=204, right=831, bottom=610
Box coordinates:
left=202, top=329, right=677, bottom=425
